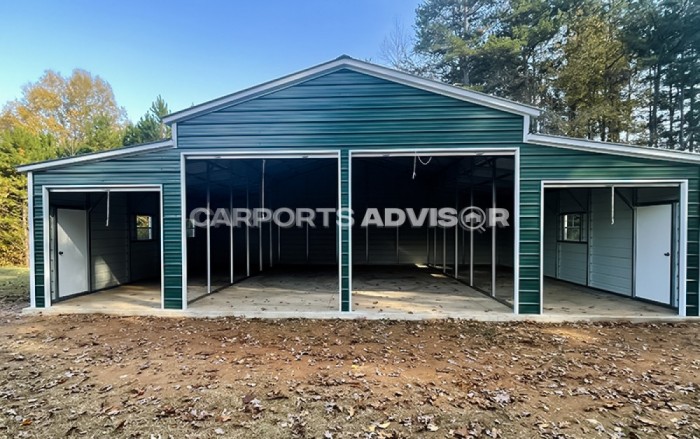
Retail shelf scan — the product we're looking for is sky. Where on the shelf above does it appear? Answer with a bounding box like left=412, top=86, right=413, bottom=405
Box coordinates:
left=0, top=0, right=421, bottom=122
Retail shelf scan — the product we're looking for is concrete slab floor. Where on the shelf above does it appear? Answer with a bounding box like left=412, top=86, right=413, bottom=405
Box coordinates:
left=27, top=267, right=682, bottom=320
left=191, top=266, right=340, bottom=313
left=188, top=266, right=511, bottom=316
left=454, top=268, right=674, bottom=317
left=187, top=275, right=247, bottom=303
left=46, top=282, right=161, bottom=314
left=543, top=278, right=675, bottom=317
left=350, top=266, right=510, bottom=315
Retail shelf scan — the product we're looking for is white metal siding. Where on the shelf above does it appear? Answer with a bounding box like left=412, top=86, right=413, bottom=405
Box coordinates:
left=542, top=192, right=557, bottom=277
left=557, top=242, right=588, bottom=284
left=588, top=190, right=633, bottom=295
left=552, top=189, right=589, bottom=285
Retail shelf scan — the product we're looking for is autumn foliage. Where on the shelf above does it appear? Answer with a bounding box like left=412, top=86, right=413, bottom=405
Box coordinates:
left=0, top=69, right=167, bottom=266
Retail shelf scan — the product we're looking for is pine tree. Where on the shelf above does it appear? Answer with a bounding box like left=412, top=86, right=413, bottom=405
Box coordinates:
left=123, top=95, right=171, bottom=145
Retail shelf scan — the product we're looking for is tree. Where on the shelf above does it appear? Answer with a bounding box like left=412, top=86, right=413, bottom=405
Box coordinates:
left=556, top=2, right=636, bottom=142
left=412, top=0, right=564, bottom=105
left=82, top=114, right=125, bottom=154
left=380, top=20, right=424, bottom=74
left=0, top=69, right=127, bottom=156
left=414, top=0, right=506, bottom=86
left=469, top=0, right=564, bottom=106
left=392, top=0, right=699, bottom=148
left=621, top=0, right=700, bottom=148
left=123, top=95, right=171, bottom=145
left=0, top=128, right=56, bottom=265
left=0, top=68, right=126, bottom=266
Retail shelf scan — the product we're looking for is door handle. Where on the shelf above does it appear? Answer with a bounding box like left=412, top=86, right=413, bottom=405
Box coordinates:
left=58, top=251, right=64, bottom=256
left=664, top=252, right=670, bottom=257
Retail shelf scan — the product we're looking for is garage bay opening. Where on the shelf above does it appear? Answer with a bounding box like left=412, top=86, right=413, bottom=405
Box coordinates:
left=184, top=155, right=340, bottom=313
left=47, top=188, right=163, bottom=311
left=542, top=184, right=683, bottom=316
left=350, top=152, right=516, bottom=315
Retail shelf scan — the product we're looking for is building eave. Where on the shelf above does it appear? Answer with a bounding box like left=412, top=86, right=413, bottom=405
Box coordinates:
left=16, top=139, right=174, bottom=173
left=525, top=133, right=700, bottom=165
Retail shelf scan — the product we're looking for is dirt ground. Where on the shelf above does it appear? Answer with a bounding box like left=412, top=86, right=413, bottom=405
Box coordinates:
left=0, top=269, right=699, bottom=438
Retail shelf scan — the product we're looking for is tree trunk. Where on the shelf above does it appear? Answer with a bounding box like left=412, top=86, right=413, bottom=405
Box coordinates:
left=626, top=73, right=633, bottom=143
left=651, top=64, right=661, bottom=147
left=690, top=81, right=696, bottom=152
left=680, top=82, right=685, bottom=150
left=669, top=83, right=676, bottom=149
left=601, top=118, right=607, bottom=142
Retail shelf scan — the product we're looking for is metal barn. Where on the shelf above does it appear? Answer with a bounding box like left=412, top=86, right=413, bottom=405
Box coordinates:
left=18, top=56, right=700, bottom=318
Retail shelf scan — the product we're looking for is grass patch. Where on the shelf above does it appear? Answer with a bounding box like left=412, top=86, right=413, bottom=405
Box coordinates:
left=0, top=266, right=29, bottom=303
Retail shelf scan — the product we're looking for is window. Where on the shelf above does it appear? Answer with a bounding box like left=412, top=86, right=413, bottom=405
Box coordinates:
left=186, top=218, right=196, bottom=238
left=134, top=215, right=153, bottom=241
left=560, top=213, right=587, bottom=242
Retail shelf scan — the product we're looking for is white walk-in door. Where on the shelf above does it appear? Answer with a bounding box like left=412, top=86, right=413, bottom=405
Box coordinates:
left=57, top=208, right=89, bottom=298
left=635, top=204, right=672, bottom=304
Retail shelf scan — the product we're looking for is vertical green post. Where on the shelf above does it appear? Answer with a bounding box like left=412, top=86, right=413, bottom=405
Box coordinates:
left=163, top=182, right=184, bottom=309
left=33, top=182, right=46, bottom=308
left=687, top=174, right=699, bottom=316
left=339, top=149, right=351, bottom=311
left=518, top=179, right=542, bottom=314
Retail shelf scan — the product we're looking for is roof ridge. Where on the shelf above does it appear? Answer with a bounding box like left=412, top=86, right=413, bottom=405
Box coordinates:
left=162, top=56, right=542, bottom=124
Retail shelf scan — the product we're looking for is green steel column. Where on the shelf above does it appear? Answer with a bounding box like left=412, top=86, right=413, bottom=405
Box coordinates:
left=689, top=172, right=700, bottom=316
left=339, top=150, right=351, bottom=311
left=518, top=179, right=542, bottom=314
left=33, top=183, right=46, bottom=308
left=163, top=182, right=184, bottom=309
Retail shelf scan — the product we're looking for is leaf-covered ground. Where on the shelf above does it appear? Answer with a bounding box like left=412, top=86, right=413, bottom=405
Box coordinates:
left=0, top=267, right=28, bottom=307
left=0, top=267, right=698, bottom=438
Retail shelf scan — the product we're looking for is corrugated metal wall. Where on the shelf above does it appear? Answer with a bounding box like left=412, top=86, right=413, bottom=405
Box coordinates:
left=177, top=69, right=524, bottom=312
left=89, top=192, right=130, bottom=290
left=350, top=157, right=513, bottom=272
left=542, top=193, right=557, bottom=278
left=176, top=70, right=525, bottom=150
left=29, top=68, right=700, bottom=315
left=37, top=191, right=161, bottom=299
left=588, top=189, right=634, bottom=295
left=185, top=159, right=339, bottom=278
left=532, top=169, right=698, bottom=315
left=339, top=150, right=351, bottom=311
left=554, top=189, right=589, bottom=285
left=32, top=148, right=182, bottom=309
left=543, top=187, right=684, bottom=299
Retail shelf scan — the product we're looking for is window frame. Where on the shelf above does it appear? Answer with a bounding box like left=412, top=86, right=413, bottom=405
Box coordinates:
left=133, top=214, right=154, bottom=242
left=558, top=212, right=587, bottom=243
left=186, top=218, right=196, bottom=238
